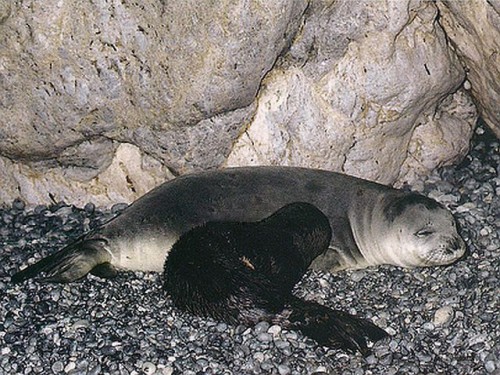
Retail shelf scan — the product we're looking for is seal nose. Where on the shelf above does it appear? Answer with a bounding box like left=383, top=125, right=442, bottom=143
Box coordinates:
left=446, top=238, right=465, bottom=256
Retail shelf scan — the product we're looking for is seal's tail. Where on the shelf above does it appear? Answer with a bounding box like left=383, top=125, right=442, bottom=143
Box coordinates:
left=284, top=297, right=388, bottom=355
left=11, top=237, right=114, bottom=283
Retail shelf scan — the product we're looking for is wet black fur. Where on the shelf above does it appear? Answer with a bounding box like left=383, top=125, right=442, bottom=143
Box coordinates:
left=163, top=202, right=387, bottom=354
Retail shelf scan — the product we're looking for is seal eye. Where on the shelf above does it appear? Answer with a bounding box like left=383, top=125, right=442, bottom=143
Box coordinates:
left=415, top=229, right=434, bottom=238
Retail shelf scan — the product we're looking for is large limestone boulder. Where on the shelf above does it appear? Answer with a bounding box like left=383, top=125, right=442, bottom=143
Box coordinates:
left=437, top=0, right=500, bottom=138
left=0, top=0, right=483, bottom=207
left=227, top=1, right=477, bottom=184
left=0, top=0, right=306, bottom=205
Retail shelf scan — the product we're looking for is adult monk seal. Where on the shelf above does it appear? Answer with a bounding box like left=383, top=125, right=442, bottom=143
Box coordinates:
left=163, top=202, right=388, bottom=354
left=12, top=166, right=465, bottom=283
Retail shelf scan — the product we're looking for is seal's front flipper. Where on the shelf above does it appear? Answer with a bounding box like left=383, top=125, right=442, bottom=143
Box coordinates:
left=309, top=215, right=364, bottom=272
left=90, top=262, right=118, bottom=279
left=287, top=298, right=388, bottom=355
left=11, top=238, right=112, bottom=283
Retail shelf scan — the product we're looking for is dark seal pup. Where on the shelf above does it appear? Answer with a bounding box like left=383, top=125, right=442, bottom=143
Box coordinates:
left=163, top=202, right=388, bottom=354
left=12, top=167, right=465, bottom=283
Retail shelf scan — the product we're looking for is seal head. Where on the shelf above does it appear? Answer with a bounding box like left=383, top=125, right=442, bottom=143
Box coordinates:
left=380, top=194, right=466, bottom=267
left=346, top=193, right=466, bottom=270
left=310, top=191, right=466, bottom=272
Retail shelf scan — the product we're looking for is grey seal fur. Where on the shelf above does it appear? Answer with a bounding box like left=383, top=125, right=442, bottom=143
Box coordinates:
left=12, top=166, right=466, bottom=283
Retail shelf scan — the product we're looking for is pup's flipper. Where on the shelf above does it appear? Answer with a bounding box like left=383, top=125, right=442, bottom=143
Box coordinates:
left=11, top=238, right=113, bottom=283
left=286, top=297, right=388, bottom=355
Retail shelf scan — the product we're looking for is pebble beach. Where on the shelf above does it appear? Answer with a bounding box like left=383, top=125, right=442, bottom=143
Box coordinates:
left=1, top=123, right=498, bottom=375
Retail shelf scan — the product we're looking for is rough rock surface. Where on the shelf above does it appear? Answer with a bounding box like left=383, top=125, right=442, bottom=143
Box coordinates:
left=437, top=0, right=500, bottom=138
left=0, top=143, right=175, bottom=208
left=0, top=0, right=489, bottom=207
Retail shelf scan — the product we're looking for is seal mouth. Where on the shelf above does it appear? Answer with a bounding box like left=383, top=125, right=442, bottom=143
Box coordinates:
left=422, top=236, right=466, bottom=266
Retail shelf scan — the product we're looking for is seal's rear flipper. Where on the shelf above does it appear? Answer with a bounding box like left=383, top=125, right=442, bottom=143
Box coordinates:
left=286, top=298, right=388, bottom=355
left=11, top=238, right=112, bottom=283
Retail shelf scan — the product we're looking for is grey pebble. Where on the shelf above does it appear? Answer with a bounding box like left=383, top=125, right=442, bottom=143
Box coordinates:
left=254, top=321, right=270, bottom=334
left=141, top=361, right=156, bottom=374
left=215, top=322, right=228, bottom=332
left=433, top=305, right=454, bottom=326
left=51, top=361, right=64, bottom=373
left=72, top=319, right=90, bottom=330
left=418, top=353, right=433, bottom=363
left=278, top=364, right=291, bottom=375
left=260, top=360, right=274, bottom=371
left=365, top=355, right=377, bottom=365
left=422, top=322, right=435, bottom=331
left=253, top=351, right=265, bottom=362
left=12, top=198, right=25, bottom=211
left=268, top=324, right=282, bottom=335
left=257, top=332, right=272, bottom=343
left=350, top=270, right=366, bottom=282
left=84, top=202, right=95, bottom=214
left=274, top=339, right=290, bottom=350
left=485, top=361, right=496, bottom=373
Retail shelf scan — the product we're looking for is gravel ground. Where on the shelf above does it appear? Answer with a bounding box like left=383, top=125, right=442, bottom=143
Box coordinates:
left=1, top=122, right=498, bottom=375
